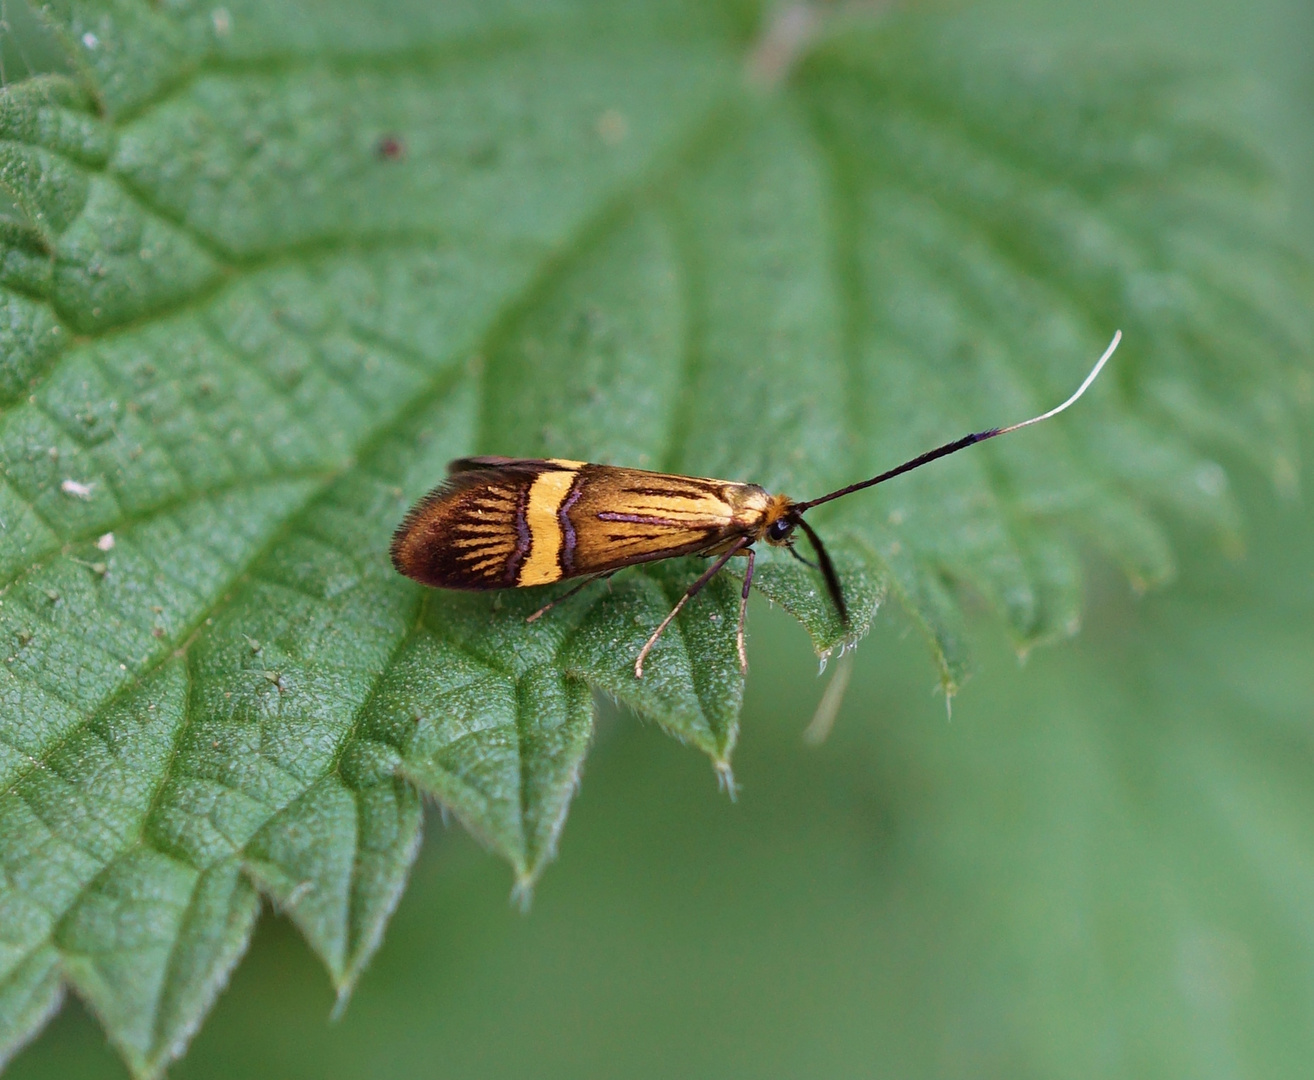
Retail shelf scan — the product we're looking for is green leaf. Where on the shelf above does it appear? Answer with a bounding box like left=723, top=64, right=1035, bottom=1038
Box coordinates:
left=0, top=1, right=1307, bottom=1075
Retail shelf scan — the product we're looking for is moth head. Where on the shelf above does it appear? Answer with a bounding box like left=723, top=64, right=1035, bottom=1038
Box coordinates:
left=761, top=496, right=799, bottom=546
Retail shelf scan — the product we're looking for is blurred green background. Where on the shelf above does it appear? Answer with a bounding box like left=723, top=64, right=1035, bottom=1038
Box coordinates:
left=9, top=0, right=1313, bottom=1077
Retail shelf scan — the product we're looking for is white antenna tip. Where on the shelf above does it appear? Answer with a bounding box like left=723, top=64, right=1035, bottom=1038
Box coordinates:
left=997, top=331, right=1120, bottom=437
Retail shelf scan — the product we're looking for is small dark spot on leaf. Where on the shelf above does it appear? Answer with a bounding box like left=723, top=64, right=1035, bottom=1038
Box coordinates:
left=468, top=140, right=499, bottom=167
left=375, top=134, right=406, bottom=161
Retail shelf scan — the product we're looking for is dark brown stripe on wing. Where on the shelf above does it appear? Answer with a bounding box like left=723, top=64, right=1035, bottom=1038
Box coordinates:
left=620, top=483, right=721, bottom=499
left=557, top=470, right=586, bottom=575
left=506, top=476, right=533, bottom=584
left=596, top=511, right=692, bottom=526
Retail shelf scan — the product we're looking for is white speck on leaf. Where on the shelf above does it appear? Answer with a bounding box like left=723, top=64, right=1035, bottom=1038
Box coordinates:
left=1194, top=462, right=1227, bottom=497
left=61, top=479, right=93, bottom=499
left=96, top=532, right=115, bottom=551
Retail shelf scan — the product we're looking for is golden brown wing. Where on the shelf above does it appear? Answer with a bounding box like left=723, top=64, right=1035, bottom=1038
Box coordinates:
left=392, top=459, right=776, bottom=590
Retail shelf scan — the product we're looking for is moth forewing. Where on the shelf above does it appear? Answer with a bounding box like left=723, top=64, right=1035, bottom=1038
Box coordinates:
left=390, top=458, right=772, bottom=591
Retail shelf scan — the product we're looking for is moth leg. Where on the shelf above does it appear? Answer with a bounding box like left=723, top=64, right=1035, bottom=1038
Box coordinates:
left=786, top=542, right=818, bottom=570
left=525, top=571, right=615, bottom=624
left=736, top=546, right=755, bottom=674
left=635, top=538, right=749, bottom=679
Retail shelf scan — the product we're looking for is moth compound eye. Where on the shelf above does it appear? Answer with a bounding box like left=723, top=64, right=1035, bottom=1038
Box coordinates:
left=767, top=518, right=794, bottom=543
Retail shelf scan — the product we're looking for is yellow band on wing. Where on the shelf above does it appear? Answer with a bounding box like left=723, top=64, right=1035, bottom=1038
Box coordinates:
left=517, top=467, right=578, bottom=586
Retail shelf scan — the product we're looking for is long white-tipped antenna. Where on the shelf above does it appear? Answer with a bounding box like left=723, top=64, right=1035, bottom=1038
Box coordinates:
left=795, top=331, right=1121, bottom=512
